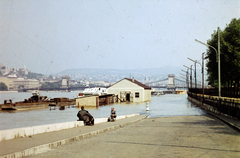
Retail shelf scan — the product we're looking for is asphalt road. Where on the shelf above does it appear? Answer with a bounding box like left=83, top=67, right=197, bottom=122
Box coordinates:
left=26, top=115, right=240, bottom=158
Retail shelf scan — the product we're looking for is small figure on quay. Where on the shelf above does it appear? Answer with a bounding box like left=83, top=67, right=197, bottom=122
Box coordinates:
left=108, top=107, right=117, bottom=122
left=77, top=106, right=94, bottom=125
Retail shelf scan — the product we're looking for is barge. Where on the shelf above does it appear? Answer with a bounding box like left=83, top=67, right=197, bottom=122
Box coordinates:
left=0, top=91, right=76, bottom=111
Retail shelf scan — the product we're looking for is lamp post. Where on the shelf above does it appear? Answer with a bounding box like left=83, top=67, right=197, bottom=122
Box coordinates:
left=181, top=69, right=189, bottom=89
left=180, top=73, right=185, bottom=77
left=188, top=58, right=197, bottom=88
left=180, top=76, right=186, bottom=80
left=184, top=65, right=193, bottom=89
left=188, top=53, right=205, bottom=105
left=195, top=27, right=221, bottom=100
left=202, top=53, right=205, bottom=103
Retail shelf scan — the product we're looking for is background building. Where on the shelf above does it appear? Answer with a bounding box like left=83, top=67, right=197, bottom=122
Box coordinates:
left=0, top=77, right=17, bottom=91
left=107, top=78, right=151, bottom=103
left=13, top=78, right=39, bottom=90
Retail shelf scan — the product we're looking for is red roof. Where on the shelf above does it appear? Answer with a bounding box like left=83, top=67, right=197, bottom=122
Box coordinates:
left=108, top=78, right=151, bottom=90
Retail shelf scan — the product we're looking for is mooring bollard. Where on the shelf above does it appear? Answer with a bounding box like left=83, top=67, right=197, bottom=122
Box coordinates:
left=146, top=101, right=149, bottom=111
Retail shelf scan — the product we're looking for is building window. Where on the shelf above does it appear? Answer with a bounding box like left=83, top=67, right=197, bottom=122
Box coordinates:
left=135, top=92, right=139, bottom=98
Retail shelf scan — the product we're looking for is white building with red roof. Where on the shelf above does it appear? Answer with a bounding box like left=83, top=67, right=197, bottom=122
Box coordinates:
left=107, top=78, right=151, bottom=103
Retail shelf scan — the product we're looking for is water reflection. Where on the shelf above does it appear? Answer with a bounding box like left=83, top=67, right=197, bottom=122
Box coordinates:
left=0, top=93, right=205, bottom=130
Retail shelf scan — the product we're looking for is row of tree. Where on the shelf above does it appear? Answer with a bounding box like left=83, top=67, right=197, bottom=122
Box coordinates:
left=40, top=82, right=62, bottom=89
left=206, top=18, right=240, bottom=88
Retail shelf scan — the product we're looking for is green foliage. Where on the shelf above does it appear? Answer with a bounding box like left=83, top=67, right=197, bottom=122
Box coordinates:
left=25, top=72, right=43, bottom=79
left=18, top=85, right=24, bottom=89
left=40, top=82, right=61, bottom=89
left=0, top=82, right=8, bottom=91
left=206, top=18, right=240, bottom=87
left=70, top=84, right=85, bottom=87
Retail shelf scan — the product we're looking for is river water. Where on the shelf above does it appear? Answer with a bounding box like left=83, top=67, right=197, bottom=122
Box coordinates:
left=0, top=91, right=205, bottom=130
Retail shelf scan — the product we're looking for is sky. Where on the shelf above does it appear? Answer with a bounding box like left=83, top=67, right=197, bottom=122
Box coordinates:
left=0, top=0, right=239, bottom=75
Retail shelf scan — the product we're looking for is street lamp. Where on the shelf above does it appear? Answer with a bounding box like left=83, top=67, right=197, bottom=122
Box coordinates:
left=195, top=27, right=221, bottom=100
left=180, top=73, right=185, bottom=77
left=180, top=75, right=186, bottom=80
left=181, top=69, right=189, bottom=89
left=188, top=58, right=197, bottom=88
left=188, top=53, right=205, bottom=105
left=184, top=65, right=193, bottom=89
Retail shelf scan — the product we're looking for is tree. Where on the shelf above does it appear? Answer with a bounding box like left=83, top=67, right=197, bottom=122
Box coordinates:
left=0, top=82, right=8, bottom=91
left=26, top=72, right=43, bottom=79
left=206, top=18, right=240, bottom=87
left=40, top=82, right=61, bottom=89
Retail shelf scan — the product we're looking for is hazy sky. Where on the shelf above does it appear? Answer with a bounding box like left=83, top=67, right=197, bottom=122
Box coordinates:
left=0, top=0, right=239, bottom=74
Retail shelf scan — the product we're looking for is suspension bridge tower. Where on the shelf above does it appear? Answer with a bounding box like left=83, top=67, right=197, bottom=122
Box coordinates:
left=167, top=74, right=176, bottom=90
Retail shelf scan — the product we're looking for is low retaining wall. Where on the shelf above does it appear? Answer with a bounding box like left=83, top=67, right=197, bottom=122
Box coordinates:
left=0, top=114, right=140, bottom=142
left=188, top=92, right=240, bottom=119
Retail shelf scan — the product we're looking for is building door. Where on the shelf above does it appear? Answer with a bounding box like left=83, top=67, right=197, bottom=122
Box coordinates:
left=126, top=93, right=130, bottom=102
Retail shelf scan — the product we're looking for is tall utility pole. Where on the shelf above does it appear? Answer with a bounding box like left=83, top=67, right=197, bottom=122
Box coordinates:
left=187, top=69, right=189, bottom=89
left=195, top=27, right=221, bottom=100
left=202, top=52, right=205, bottom=105
left=218, top=27, right=221, bottom=99
left=183, top=65, right=191, bottom=89
left=190, top=65, right=192, bottom=89
left=194, top=62, right=197, bottom=88
left=181, top=69, right=189, bottom=89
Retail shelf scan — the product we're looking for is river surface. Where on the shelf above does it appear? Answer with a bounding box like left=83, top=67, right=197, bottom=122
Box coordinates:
left=0, top=91, right=205, bottom=130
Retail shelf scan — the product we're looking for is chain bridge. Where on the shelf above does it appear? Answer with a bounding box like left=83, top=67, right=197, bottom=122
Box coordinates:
left=146, top=74, right=187, bottom=90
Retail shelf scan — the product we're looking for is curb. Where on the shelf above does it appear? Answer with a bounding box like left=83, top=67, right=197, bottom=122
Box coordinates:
left=206, top=112, right=240, bottom=132
left=1, top=115, right=148, bottom=158
left=0, top=114, right=140, bottom=142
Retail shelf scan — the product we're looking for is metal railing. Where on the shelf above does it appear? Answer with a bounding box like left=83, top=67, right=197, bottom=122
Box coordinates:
left=189, top=88, right=240, bottom=98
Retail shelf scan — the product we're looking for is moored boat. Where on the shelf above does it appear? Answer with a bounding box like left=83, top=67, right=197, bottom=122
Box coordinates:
left=82, top=87, right=107, bottom=96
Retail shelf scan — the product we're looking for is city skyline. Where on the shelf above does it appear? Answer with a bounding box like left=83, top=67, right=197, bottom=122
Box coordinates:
left=1, top=0, right=239, bottom=74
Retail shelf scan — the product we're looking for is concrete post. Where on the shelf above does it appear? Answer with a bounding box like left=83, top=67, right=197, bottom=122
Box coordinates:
left=146, top=101, right=149, bottom=111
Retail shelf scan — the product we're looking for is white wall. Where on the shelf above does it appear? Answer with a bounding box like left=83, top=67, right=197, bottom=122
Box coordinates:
left=0, top=114, right=140, bottom=142
left=108, top=79, right=151, bottom=102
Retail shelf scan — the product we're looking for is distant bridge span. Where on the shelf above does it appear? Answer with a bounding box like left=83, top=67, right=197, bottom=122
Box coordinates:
left=20, top=74, right=186, bottom=92
left=146, top=74, right=187, bottom=90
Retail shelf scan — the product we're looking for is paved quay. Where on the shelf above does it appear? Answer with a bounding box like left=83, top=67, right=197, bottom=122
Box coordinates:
left=1, top=113, right=240, bottom=158
left=25, top=114, right=240, bottom=158
left=0, top=115, right=147, bottom=158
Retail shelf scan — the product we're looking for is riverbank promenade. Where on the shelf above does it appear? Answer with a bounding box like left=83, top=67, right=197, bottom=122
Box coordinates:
left=1, top=113, right=240, bottom=158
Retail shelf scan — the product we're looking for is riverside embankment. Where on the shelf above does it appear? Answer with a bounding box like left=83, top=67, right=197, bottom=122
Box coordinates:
left=187, top=92, right=240, bottom=119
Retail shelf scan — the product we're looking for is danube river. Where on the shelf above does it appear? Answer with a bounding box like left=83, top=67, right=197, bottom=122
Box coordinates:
left=0, top=91, right=205, bottom=130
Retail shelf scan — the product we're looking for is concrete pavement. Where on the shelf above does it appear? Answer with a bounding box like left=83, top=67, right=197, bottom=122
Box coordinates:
left=0, top=114, right=147, bottom=158
left=0, top=112, right=240, bottom=158
left=206, top=111, right=240, bottom=132
left=25, top=114, right=240, bottom=158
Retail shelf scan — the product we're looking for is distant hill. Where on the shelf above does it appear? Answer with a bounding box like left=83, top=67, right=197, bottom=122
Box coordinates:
left=56, top=67, right=181, bottom=76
